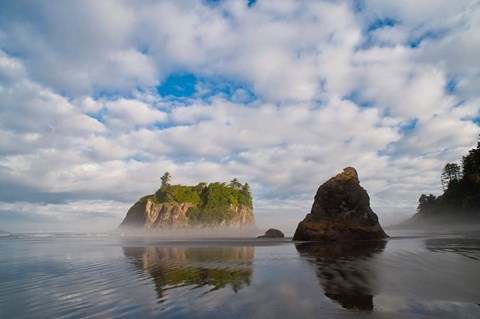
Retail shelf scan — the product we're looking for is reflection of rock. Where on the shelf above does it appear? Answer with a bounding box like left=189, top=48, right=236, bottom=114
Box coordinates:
left=258, top=228, right=285, bottom=238
left=293, top=167, right=388, bottom=241
left=123, top=246, right=254, bottom=300
left=296, top=240, right=386, bottom=311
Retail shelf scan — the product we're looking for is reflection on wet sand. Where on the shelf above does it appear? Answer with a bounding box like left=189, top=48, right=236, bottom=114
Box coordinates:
left=296, top=240, right=386, bottom=311
left=123, top=246, right=254, bottom=301
left=425, top=237, right=480, bottom=260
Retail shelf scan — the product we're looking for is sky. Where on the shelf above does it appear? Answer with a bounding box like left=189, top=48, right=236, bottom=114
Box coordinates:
left=0, top=0, right=479, bottom=233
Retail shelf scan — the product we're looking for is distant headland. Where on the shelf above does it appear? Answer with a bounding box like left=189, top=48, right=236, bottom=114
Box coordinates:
left=119, top=172, right=255, bottom=229
left=397, top=137, right=480, bottom=228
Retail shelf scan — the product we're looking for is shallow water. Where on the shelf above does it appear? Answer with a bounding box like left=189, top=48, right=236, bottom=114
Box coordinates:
left=0, top=230, right=479, bottom=318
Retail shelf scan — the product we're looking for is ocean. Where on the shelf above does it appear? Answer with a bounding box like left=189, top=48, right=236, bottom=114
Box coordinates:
left=0, top=229, right=479, bottom=318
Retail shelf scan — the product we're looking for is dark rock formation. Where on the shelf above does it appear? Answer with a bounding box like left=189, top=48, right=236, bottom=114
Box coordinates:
left=120, top=198, right=255, bottom=229
left=257, top=228, right=285, bottom=238
left=293, top=167, right=388, bottom=241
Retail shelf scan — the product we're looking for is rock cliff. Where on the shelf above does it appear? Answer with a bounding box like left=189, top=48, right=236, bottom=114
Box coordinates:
left=120, top=198, right=255, bottom=229
left=293, top=167, right=388, bottom=241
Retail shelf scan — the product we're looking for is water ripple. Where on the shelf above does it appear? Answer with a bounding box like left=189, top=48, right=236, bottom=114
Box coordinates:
left=1, top=234, right=479, bottom=318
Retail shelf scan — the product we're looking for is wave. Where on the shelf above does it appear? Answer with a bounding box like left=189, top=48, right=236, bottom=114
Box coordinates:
left=9, top=232, right=112, bottom=239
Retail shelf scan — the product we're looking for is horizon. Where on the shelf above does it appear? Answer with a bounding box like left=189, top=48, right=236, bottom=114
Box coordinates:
left=0, top=0, right=479, bottom=233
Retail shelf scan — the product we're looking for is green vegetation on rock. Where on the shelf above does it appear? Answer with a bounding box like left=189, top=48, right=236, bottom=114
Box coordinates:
left=139, top=172, right=253, bottom=224
left=416, top=136, right=480, bottom=222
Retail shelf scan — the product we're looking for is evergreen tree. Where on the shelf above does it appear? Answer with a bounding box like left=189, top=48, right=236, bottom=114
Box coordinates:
left=462, top=137, right=480, bottom=184
left=441, top=163, right=461, bottom=190
left=417, top=194, right=437, bottom=213
left=229, top=178, right=242, bottom=189
left=160, top=172, right=171, bottom=190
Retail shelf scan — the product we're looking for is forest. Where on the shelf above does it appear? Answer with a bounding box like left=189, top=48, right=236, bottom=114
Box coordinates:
left=417, top=136, right=480, bottom=219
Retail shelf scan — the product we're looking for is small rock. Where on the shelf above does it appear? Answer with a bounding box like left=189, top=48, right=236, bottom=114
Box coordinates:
left=258, top=228, right=285, bottom=238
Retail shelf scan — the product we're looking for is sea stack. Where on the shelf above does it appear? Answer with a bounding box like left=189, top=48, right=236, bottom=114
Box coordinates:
left=293, top=167, right=388, bottom=241
left=119, top=175, right=255, bottom=230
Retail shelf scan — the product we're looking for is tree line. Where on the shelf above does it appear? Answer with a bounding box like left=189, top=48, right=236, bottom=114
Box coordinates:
left=418, top=136, right=480, bottom=215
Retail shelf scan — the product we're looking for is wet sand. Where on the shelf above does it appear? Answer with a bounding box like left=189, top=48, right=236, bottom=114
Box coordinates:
left=0, top=229, right=479, bottom=318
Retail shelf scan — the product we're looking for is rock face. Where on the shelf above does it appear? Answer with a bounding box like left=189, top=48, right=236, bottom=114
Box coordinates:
left=257, top=228, right=285, bottom=238
left=293, top=167, right=388, bottom=241
left=119, top=198, right=255, bottom=229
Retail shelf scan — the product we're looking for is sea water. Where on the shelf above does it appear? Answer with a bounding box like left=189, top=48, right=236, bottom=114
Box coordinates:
left=0, top=230, right=479, bottom=319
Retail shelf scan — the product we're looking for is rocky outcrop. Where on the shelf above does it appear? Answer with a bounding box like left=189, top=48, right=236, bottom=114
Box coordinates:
left=120, top=200, right=192, bottom=228
left=119, top=198, right=255, bottom=229
left=220, top=204, right=256, bottom=227
left=257, top=228, right=285, bottom=238
left=293, top=167, right=388, bottom=241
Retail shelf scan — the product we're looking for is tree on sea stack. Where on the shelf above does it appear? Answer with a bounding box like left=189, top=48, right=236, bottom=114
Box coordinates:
left=293, top=167, right=388, bottom=241
left=160, top=172, right=171, bottom=190
left=229, top=178, right=242, bottom=189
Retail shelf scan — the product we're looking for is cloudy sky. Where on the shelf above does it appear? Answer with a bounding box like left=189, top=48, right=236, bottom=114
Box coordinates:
left=0, top=0, right=479, bottom=233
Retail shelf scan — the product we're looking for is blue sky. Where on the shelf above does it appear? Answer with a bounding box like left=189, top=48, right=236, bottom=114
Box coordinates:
left=0, top=0, right=479, bottom=232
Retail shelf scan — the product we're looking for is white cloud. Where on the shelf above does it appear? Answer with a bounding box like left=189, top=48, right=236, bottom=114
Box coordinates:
left=0, top=50, right=26, bottom=83
left=104, top=98, right=168, bottom=129
left=0, top=0, right=157, bottom=95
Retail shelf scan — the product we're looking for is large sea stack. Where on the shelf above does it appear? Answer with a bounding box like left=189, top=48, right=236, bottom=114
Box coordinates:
left=120, top=175, right=255, bottom=230
left=293, top=167, right=388, bottom=241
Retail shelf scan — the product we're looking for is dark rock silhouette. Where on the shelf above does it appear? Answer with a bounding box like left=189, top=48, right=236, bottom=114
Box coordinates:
left=293, top=167, right=388, bottom=241
left=296, top=240, right=386, bottom=311
left=257, top=228, right=285, bottom=238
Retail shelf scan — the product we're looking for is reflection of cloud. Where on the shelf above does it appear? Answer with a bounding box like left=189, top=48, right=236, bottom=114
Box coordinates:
left=123, top=246, right=254, bottom=301
left=296, top=240, right=386, bottom=311
left=374, top=295, right=480, bottom=318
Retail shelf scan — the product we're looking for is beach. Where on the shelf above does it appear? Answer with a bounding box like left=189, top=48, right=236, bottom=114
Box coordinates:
left=1, top=229, right=479, bottom=318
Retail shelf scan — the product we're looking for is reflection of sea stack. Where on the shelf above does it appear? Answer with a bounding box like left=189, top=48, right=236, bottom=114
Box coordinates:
left=293, top=167, right=388, bottom=241
left=296, top=240, right=386, bottom=311
left=123, top=246, right=255, bottom=300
